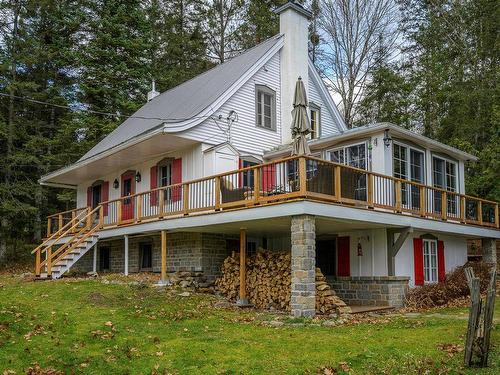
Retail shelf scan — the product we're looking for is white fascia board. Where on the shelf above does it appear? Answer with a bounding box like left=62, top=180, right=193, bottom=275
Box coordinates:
left=39, top=181, right=78, bottom=189
left=163, top=37, right=285, bottom=134
left=308, top=59, right=347, bottom=131
left=39, top=126, right=165, bottom=183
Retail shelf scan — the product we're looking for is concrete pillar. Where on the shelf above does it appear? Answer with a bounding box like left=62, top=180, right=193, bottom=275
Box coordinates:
left=93, top=244, right=97, bottom=273
left=124, top=235, right=129, bottom=276
left=482, top=238, right=497, bottom=265
left=290, top=215, right=316, bottom=318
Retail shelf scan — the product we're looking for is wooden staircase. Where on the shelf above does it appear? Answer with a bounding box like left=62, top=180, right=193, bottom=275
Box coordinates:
left=33, top=206, right=102, bottom=279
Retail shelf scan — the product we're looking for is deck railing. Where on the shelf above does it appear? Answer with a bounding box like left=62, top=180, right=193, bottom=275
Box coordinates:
left=46, top=156, right=499, bottom=237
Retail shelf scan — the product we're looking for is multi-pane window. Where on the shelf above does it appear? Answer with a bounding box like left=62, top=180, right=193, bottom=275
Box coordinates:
left=159, top=164, right=172, bottom=187
left=432, top=156, right=458, bottom=215
left=308, top=105, right=320, bottom=140
left=241, top=160, right=257, bottom=188
left=256, top=85, right=276, bottom=130
left=393, top=143, right=424, bottom=208
left=423, top=239, right=438, bottom=283
left=328, top=143, right=367, bottom=201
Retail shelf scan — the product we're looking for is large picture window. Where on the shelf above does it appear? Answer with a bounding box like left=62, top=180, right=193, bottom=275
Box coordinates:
left=255, top=85, right=276, bottom=130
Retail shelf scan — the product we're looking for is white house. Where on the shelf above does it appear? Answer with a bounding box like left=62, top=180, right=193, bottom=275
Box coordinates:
left=36, top=1, right=499, bottom=317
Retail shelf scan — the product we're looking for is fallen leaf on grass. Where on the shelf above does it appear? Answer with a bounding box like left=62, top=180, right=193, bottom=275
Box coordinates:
left=25, top=363, right=63, bottom=375
left=104, top=321, right=113, bottom=327
left=316, top=367, right=337, bottom=375
left=338, top=362, right=351, bottom=372
left=437, top=343, right=464, bottom=357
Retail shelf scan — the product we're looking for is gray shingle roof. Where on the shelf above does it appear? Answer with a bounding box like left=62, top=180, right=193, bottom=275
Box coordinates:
left=79, top=35, right=283, bottom=161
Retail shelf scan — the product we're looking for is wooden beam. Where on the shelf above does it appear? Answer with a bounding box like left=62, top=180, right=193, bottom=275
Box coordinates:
left=420, top=186, right=426, bottom=217
left=238, top=228, right=248, bottom=304
left=386, top=227, right=413, bottom=276
left=298, top=157, right=307, bottom=196
left=215, top=177, right=221, bottom=210
left=46, top=246, right=52, bottom=278
left=35, top=249, right=41, bottom=277
left=391, top=227, right=413, bottom=257
left=367, top=174, right=374, bottom=208
left=161, top=230, right=167, bottom=283
left=441, top=191, right=447, bottom=220
left=253, top=168, right=260, bottom=204
left=334, top=165, right=341, bottom=201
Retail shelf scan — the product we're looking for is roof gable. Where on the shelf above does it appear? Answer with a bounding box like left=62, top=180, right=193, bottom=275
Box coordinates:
left=79, top=35, right=284, bottom=162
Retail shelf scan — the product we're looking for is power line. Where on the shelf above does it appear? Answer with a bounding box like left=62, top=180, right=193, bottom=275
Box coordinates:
left=0, top=92, right=211, bottom=123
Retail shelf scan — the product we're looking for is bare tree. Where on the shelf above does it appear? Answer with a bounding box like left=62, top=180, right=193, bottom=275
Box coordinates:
left=201, top=0, right=245, bottom=63
left=318, top=0, right=399, bottom=127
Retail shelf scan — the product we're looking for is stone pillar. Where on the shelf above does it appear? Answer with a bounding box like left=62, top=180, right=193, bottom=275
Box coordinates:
left=124, top=235, right=129, bottom=276
left=482, top=238, right=496, bottom=265
left=290, top=215, right=316, bottom=317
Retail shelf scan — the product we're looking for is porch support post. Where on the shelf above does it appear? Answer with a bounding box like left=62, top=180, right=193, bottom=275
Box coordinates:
left=161, top=230, right=167, bottom=284
left=481, top=238, right=496, bottom=265
left=124, top=235, right=129, bottom=276
left=237, top=228, right=249, bottom=306
left=92, top=244, right=97, bottom=273
left=387, top=227, right=413, bottom=276
left=291, top=215, right=316, bottom=318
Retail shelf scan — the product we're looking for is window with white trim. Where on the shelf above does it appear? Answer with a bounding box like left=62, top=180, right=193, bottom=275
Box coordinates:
left=432, top=156, right=458, bottom=215
left=255, top=85, right=276, bottom=130
left=308, top=104, right=320, bottom=140
left=423, top=239, right=438, bottom=283
left=393, top=143, right=425, bottom=209
left=328, top=142, right=367, bottom=170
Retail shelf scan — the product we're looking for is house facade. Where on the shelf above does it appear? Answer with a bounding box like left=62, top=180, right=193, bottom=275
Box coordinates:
left=37, top=2, right=499, bottom=317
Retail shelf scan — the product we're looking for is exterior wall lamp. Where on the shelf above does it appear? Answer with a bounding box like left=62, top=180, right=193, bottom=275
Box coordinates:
left=135, top=172, right=142, bottom=183
left=113, top=179, right=119, bottom=189
left=383, top=129, right=392, bottom=148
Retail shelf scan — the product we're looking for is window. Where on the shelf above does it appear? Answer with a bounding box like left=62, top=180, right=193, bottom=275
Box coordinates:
left=432, top=156, right=458, bottom=215
left=308, top=104, right=321, bottom=140
left=328, top=143, right=367, bottom=170
left=157, top=158, right=173, bottom=200
left=241, top=160, right=257, bottom=188
left=256, top=85, right=276, bottom=130
left=423, top=239, right=438, bottom=283
left=139, top=243, right=153, bottom=271
left=393, top=143, right=424, bottom=209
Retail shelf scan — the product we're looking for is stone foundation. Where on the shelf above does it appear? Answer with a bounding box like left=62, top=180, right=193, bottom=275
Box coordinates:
left=71, top=232, right=231, bottom=279
left=328, top=276, right=410, bottom=308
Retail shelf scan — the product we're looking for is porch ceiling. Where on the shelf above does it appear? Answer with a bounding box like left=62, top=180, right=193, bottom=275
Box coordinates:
left=40, top=134, right=197, bottom=187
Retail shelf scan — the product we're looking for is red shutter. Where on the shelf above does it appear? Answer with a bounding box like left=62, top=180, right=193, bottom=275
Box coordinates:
left=172, top=158, right=182, bottom=202
left=87, top=186, right=92, bottom=207
left=262, top=164, right=276, bottom=193
left=413, top=238, right=424, bottom=286
left=150, top=166, right=158, bottom=206
left=337, top=236, right=350, bottom=276
left=101, top=181, right=109, bottom=216
left=437, top=240, right=445, bottom=283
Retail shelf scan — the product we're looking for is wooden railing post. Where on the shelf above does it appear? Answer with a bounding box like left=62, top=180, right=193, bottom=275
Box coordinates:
left=99, top=205, right=104, bottom=228
left=495, top=203, right=499, bottom=228
left=86, top=209, right=92, bottom=229
left=158, top=189, right=164, bottom=218
left=460, top=196, right=466, bottom=223
left=215, top=177, right=221, bottom=210
left=71, top=211, right=76, bottom=233
left=253, top=168, right=260, bottom=204
left=441, top=191, right=447, bottom=220
left=136, top=195, right=142, bottom=223
left=46, top=246, right=52, bottom=278
left=298, top=157, right=307, bottom=196
left=183, top=184, right=189, bottom=215
left=395, top=180, right=402, bottom=213
left=419, top=186, right=426, bottom=217
left=334, top=165, right=342, bottom=201
left=58, top=214, right=63, bottom=232
left=35, top=249, right=41, bottom=277
left=117, top=200, right=122, bottom=225
left=367, top=173, right=374, bottom=208
left=47, top=217, right=51, bottom=237
left=478, top=201, right=483, bottom=225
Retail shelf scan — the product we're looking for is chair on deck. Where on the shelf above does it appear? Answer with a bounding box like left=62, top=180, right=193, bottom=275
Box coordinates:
left=220, top=178, right=248, bottom=204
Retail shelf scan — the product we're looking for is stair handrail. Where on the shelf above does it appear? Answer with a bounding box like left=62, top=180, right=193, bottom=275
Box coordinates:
left=50, top=224, right=100, bottom=268
left=31, top=208, right=90, bottom=254
left=41, top=205, right=101, bottom=266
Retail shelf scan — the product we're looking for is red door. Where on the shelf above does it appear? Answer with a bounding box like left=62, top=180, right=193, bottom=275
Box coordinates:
left=337, top=236, right=350, bottom=276
left=121, top=172, right=136, bottom=221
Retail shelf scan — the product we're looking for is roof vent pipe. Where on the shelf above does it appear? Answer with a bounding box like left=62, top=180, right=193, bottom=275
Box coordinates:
left=147, top=80, right=160, bottom=102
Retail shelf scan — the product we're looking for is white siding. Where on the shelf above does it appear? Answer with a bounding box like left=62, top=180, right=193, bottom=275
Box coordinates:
left=308, top=75, right=341, bottom=138
left=181, top=52, right=282, bottom=157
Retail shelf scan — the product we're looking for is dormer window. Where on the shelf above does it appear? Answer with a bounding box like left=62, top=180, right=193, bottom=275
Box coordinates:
left=255, top=85, right=276, bottom=131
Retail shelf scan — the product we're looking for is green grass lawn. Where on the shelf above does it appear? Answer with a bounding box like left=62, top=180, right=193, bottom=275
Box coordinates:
left=0, top=273, right=498, bottom=374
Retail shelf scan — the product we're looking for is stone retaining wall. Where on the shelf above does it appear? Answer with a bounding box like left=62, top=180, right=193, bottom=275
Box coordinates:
left=328, top=276, right=410, bottom=307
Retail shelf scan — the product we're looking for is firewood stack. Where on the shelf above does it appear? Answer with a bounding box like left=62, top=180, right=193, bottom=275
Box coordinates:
left=215, top=249, right=350, bottom=315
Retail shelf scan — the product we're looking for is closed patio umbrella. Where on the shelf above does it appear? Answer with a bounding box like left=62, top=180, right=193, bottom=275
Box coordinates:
left=290, top=77, right=311, bottom=156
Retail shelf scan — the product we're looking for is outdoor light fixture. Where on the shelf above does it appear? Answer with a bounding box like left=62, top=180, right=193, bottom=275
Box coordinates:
left=357, top=241, right=363, bottom=257
left=383, top=129, right=392, bottom=148
left=113, top=179, right=119, bottom=189
left=135, top=172, right=141, bottom=183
